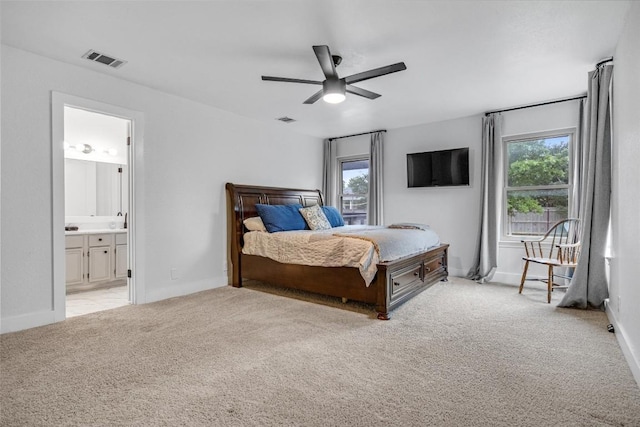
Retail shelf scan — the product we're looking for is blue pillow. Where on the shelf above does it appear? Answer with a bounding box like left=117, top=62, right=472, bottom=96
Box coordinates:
left=255, top=203, right=307, bottom=233
left=321, top=206, right=345, bottom=227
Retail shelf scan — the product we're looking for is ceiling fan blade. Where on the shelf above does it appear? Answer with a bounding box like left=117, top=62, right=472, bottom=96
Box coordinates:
left=303, top=89, right=324, bottom=104
left=313, top=45, right=339, bottom=80
left=262, top=76, right=323, bottom=85
left=346, top=85, right=381, bottom=100
left=344, top=62, right=407, bottom=85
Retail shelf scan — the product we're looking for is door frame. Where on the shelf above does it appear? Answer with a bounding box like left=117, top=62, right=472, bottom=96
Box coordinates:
left=51, top=92, right=145, bottom=321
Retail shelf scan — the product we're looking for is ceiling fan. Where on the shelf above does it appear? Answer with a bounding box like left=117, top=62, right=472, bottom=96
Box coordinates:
left=261, top=45, right=407, bottom=104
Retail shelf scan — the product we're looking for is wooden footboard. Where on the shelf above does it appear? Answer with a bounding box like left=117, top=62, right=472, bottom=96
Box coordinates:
left=226, top=182, right=449, bottom=319
left=374, top=244, right=448, bottom=319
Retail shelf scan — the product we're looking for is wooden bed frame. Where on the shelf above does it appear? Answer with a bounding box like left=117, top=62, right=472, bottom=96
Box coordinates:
left=226, top=183, right=449, bottom=319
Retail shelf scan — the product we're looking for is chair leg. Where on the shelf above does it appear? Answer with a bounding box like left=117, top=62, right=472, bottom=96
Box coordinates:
left=547, top=265, right=553, bottom=303
left=519, top=260, right=529, bottom=294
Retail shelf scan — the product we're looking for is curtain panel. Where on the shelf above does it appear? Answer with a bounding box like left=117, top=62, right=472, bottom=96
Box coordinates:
left=322, top=138, right=337, bottom=207
left=468, top=114, right=502, bottom=283
left=368, top=131, right=384, bottom=225
left=559, top=64, right=613, bottom=309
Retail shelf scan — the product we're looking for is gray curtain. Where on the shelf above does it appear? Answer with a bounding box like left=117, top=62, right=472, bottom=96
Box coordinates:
left=322, top=138, right=337, bottom=206
left=559, top=64, right=613, bottom=309
left=368, top=131, right=384, bottom=225
left=468, top=114, right=502, bottom=283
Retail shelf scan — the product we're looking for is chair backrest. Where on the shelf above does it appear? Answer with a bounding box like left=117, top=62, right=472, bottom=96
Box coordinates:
left=523, top=218, right=581, bottom=264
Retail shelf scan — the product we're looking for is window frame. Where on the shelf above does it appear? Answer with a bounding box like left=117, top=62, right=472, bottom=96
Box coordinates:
left=501, top=128, right=575, bottom=240
left=337, top=155, right=370, bottom=225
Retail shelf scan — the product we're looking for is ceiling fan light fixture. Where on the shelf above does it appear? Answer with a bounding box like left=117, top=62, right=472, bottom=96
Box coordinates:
left=323, top=92, right=346, bottom=104
left=322, top=79, right=346, bottom=104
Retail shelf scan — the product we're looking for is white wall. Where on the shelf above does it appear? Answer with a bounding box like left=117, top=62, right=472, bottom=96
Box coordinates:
left=335, top=134, right=369, bottom=158
left=0, top=46, right=322, bottom=332
left=609, top=2, right=640, bottom=384
left=384, top=116, right=482, bottom=277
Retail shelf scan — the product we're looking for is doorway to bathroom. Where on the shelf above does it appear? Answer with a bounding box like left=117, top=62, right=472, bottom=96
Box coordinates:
left=51, top=93, right=142, bottom=320
left=64, top=107, right=130, bottom=317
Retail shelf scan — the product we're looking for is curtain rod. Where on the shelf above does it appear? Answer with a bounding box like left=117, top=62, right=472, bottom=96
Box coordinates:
left=328, top=129, right=386, bottom=141
left=484, top=95, right=586, bottom=116
left=596, top=56, right=613, bottom=68
left=485, top=57, right=613, bottom=117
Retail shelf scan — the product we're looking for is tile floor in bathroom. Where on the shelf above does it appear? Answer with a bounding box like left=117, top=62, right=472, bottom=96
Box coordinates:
left=66, top=285, right=129, bottom=317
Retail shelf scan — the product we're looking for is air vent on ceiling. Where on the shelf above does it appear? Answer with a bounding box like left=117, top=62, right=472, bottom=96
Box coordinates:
left=82, top=50, right=127, bottom=69
left=276, top=116, right=296, bottom=123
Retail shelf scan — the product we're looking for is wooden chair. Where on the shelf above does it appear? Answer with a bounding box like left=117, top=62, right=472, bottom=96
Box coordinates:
left=519, top=218, right=581, bottom=303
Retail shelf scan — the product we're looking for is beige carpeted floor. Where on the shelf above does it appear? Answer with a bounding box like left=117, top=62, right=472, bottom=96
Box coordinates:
left=2, top=277, right=639, bottom=426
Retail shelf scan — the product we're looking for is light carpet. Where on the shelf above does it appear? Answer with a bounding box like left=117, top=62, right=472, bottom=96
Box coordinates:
left=1, top=277, right=639, bottom=426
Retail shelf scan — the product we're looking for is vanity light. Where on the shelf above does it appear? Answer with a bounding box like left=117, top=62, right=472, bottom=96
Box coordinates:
left=65, top=143, right=118, bottom=156
left=74, top=143, right=93, bottom=154
left=64, top=145, right=118, bottom=156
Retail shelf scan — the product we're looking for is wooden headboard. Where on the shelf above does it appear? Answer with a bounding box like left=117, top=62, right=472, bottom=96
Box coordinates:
left=225, top=183, right=324, bottom=284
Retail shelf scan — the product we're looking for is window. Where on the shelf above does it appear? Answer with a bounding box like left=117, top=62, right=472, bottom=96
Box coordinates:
left=338, top=157, right=369, bottom=225
left=504, top=131, right=572, bottom=237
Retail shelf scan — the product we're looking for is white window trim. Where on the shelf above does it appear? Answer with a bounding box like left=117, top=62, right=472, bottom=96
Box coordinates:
left=501, top=128, right=575, bottom=241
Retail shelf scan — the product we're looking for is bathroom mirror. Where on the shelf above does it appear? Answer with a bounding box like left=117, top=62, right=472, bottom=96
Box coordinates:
left=65, top=158, right=128, bottom=216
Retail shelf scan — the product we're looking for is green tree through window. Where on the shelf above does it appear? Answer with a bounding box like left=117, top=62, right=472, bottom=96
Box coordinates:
left=347, top=174, right=369, bottom=195
left=505, top=135, right=571, bottom=235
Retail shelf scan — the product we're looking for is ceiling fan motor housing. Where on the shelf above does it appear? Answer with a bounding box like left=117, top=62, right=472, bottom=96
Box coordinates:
left=323, top=78, right=346, bottom=95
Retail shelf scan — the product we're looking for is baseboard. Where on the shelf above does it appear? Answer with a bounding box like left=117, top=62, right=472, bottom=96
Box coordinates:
left=1, top=309, right=57, bottom=334
left=143, top=277, right=228, bottom=304
left=446, top=267, right=467, bottom=278
left=606, top=305, right=640, bottom=387
left=491, top=271, right=522, bottom=285
left=448, top=269, right=524, bottom=286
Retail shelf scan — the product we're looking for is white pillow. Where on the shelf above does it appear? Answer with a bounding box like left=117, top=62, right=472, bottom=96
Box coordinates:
left=243, top=216, right=267, bottom=232
left=299, top=204, right=331, bottom=230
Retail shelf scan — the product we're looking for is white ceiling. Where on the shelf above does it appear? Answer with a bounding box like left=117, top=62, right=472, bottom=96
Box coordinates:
left=1, top=1, right=631, bottom=138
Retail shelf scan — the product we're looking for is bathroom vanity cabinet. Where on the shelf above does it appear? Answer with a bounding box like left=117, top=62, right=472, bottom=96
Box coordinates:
left=65, top=231, right=127, bottom=293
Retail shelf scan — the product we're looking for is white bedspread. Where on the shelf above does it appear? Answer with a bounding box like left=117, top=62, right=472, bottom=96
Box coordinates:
left=242, top=225, right=440, bottom=286
left=333, top=226, right=441, bottom=262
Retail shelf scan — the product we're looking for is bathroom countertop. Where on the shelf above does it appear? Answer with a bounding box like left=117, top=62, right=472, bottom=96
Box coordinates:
left=65, top=229, right=127, bottom=235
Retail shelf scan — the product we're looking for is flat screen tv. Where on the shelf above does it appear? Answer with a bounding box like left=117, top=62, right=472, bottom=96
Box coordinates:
left=407, top=147, right=469, bottom=188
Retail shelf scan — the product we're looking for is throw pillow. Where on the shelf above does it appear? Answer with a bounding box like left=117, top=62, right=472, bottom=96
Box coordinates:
left=255, top=203, right=307, bottom=233
left=299, top=204, right=331, bottom=230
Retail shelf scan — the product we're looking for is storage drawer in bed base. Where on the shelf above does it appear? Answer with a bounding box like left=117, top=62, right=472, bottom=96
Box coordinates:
left=383, top=247, right=448, bottom=309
